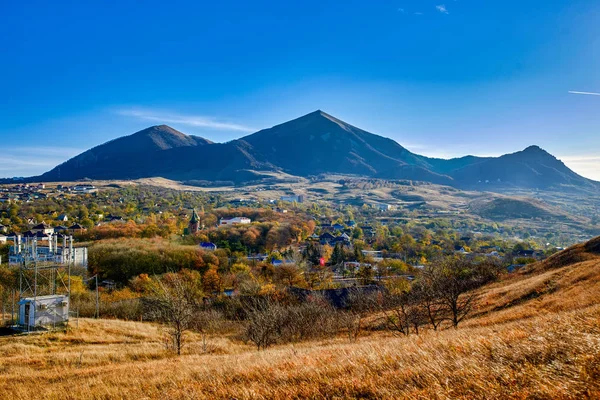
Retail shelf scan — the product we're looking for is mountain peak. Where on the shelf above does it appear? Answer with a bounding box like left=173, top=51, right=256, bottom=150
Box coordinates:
left=134, top=124, right=182, bottom=136
left=515, top=145, right=557, bottom=161
left=292, top=109, right=354, bottom=132
left=298, top=109, right=334, bottom=120
left=522, top=145, right=546, bottom=154
left=128, top=125, right=199, bottom=150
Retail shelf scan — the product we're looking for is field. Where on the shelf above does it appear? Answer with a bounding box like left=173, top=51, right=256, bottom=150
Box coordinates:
left=1, top=239, right=600, bottom=399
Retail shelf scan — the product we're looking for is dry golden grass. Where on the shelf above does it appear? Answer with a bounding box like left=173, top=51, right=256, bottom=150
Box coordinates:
left=1, top=240, right=600, bottom=399
left=1, top=306, right=599, bottom=399
left=470, top=236, right=600, bottom=327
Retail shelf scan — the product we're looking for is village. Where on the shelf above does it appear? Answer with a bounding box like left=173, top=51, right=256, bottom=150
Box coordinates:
left=0, top=181, right=568, bottom=335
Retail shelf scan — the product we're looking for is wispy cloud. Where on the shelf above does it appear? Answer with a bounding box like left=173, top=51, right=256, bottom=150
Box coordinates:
left=436, top=4, right=449, bottom=14
left=118, top=109, right=255, bottom=132
left=414, top=12, right=423, bottom=15
left=397, top=8, right=405, bottom=13
left=568, top=91, right=600, bottom=96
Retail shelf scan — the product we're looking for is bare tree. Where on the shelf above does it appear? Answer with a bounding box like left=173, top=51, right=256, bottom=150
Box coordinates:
left=243, top=298, right=286, bottom=350
left=432, top=257, right=494, bottom=328
left=381, top=290, right=426, bottom=336
left=284, top=296, right=338, bottom=342
left=412, top=274, right=446, bottom=331
left=143, top=271, right=202, bottom=355
left=193, top=309, right=224, bottom=353
left=343, top=289, right=379, bottom=342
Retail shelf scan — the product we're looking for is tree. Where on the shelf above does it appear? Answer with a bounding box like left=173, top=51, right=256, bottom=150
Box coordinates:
left=193, top=309, right=223, bottom=353
left=304, top=264, right=333, bottom=289
left=203, top=267, right=222, bottom=295
left=411, top=275, right=446, bottom=331
left=381, top=289, right=425, bottom=336
left=356, top=263, right=375, bottom=285
left=330, top=243, right=346, bottom=267
left=432, top=257, right=499, bottom=328
left=352, top=227, right=364, bottom=240
left=302, top=242, right=322, bottom=266
left=274, top=264, right=304, bottom=287
left=343, top=289, right=378, bottom=342
left=142, top=271, right=202, bottom=355
left=243, top=299, right=286, bottom=350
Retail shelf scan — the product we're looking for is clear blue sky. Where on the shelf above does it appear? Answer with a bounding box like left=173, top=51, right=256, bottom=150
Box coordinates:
left=1, top=0, right=599, bottom=179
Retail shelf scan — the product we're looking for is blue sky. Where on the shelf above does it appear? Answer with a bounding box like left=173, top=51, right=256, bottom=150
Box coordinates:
left=1, top=0, right=599, bottom=179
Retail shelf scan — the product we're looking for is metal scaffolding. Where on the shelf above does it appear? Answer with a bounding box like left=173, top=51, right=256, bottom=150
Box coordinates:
left=16, top=235, right=74, bottom=331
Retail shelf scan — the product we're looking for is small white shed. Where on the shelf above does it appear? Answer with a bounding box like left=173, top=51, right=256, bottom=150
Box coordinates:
left=19, top=295, right=69, bottom=329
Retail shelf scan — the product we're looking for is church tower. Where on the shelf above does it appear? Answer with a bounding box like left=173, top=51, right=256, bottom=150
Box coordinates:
left=188, top=208, right=200, bottom=234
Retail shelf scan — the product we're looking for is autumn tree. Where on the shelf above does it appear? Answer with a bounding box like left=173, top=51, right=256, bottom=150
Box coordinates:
left=273, top=264, right=305, bottom=287
left=203, top=267, right=222, bottom=295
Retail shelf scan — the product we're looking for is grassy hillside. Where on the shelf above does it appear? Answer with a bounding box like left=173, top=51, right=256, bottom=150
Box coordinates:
left=1, top=239, right=600, bottom=399
left=469, top=196, right=579, bottom=222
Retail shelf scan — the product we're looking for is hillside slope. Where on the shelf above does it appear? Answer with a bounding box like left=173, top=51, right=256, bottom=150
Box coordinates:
left=1, top=238, right=599, bottom=399
left=468, top=195, right=581, bottom=223
left=472, top=236, right=600, bottom=326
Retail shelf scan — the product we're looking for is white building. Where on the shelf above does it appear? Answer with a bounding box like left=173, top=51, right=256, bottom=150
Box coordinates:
left=31, top=223, right=55, bottom=235
left=361, top=250, right=384, bottom=262
left=72, top=184, right=97, bottom=194
left=219, top=217, right=251, bottom=226
left=280, top=194, right=304, bottom=203
left=19, top=295, right=69, bottom=330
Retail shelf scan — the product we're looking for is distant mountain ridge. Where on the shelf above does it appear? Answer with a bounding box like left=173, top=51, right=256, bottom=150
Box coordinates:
left=24, top=110, right=599, bottom=191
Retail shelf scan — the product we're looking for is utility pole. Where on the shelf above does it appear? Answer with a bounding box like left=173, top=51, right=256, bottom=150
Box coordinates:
left=95, top=275, right=99, bottom=319
left=83, top=274, right=100, bottom=319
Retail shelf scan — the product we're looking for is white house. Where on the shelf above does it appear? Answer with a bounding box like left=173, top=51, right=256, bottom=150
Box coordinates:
left=377, top=203, right=392, bottom=211
left=31, top=223, right=54, bottom=235
left=219, top=217, right=251, bottom=226
left=18, top=295, right=69, bottom=330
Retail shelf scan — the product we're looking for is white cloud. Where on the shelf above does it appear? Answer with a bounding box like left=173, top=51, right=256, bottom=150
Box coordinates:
left=414, top=12, right=424, bottom=15
left=568, top=91, right=600, bottom=96
left=118, top=109, right=255, bottom=132
left=398, top=8, right=405, bottom=13
left=436, top=5, right=449, bottom=14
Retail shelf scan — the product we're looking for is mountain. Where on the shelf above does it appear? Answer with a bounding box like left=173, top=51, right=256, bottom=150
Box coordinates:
left=239, top=110, right=454, bottom=184
left=25, top=111, right=600, bottom=191
left=39, top=125, right=272, bottom=182
left=446, top=145, right=596, bottom=189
